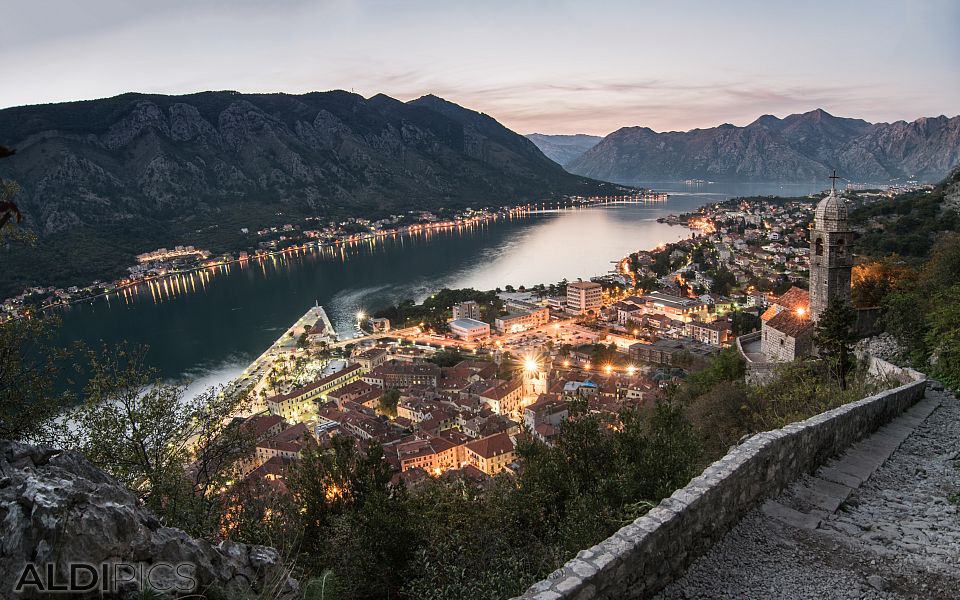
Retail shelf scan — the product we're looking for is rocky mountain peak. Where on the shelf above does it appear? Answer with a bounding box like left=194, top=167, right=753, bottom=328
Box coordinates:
left=567, top=110, right=960, bottom=184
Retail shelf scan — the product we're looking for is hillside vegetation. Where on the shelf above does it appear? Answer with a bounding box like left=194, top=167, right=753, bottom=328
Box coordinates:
left=851, top=167, right=960, bottom=388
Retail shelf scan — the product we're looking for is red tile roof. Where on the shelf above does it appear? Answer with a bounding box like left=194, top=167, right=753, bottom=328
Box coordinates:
left=766, top=310, right=813, bottom=338
left=465, top=432, right=515, bottom=459
left=774, top=286, right=810, bottom=312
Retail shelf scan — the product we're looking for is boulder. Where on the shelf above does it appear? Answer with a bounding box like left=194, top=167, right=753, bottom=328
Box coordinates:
left=0, top=440, right=298, bottom=599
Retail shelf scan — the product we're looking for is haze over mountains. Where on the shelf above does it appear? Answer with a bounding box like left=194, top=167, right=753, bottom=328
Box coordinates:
left=524, top=134, right=602, bottom=168
left=529, top=110, right=960, bottom=184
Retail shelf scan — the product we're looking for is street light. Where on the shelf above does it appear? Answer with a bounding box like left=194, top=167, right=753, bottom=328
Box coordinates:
left=524, top=358, right=539, bottom=372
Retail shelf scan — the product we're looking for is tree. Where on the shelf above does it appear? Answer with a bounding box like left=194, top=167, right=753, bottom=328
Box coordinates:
left=0, top=145, right=28, bottom=242
left=0, top=316, right=74, bottom=441
left=427, top=349, right=467, bottom=368
left=378, top=388, right=400, bottom=418
left=850, top=257, right=914, bottom=308
left=814, top=298, right=857, bottom=389
left=729, top=310, right=760, bottom=336
left=710, top=265, right=738, bottom=296
left=925, top=282, right=960, bottom=389
left=61, top=343, right=253, bottom=535
left=624, top=319, right=644, bottom=337
left=289, top=437, right=394, bottom=555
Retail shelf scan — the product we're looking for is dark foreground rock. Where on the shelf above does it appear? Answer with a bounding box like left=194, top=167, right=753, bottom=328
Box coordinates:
left=0, top=440, right=298, bottom=599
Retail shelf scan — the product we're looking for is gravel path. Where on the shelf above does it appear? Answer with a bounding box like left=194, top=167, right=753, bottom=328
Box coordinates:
left=655, top=384, right=960, bottom=600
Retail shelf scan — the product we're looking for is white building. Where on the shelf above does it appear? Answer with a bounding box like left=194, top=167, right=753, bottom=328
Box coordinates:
left=495, top=301, right=550, bottom=333
left=566, top=281, right=603, bottom=315
left=448, top=318, right=490, bottom=341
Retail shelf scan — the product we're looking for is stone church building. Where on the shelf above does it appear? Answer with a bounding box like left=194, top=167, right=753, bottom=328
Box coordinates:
left=758, top=185, right=853, bottom=363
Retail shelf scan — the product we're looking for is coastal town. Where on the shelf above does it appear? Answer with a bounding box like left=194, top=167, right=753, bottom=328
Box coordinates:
left=5, top=179, right=934, bottom=496
left=219, top=182, right=905, bottom=492
left=4, top=4, right=959, bottom=599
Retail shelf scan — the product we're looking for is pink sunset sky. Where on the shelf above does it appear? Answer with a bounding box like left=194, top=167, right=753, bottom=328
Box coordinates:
left=3, top=0, right=958, bottom=135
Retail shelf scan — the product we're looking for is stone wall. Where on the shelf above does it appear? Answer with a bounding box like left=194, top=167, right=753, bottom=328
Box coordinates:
left=513, top=377, right=928, bottom=600
left=736, top=332, right=777, bottom=385
left=759, top=321, right=810, bottom=363
left=858, top=352, right=925, bottom=384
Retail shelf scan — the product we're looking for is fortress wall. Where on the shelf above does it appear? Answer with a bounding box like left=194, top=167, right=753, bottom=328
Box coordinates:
left=514, top=377, right=927, bottom=600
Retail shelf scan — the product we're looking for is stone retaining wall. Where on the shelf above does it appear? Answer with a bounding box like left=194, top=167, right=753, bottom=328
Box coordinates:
left=857, top=352, right=925, bottom=384
left=514, top=378, right=928, bottom=600
left=736, top=332, right=777, bottom=385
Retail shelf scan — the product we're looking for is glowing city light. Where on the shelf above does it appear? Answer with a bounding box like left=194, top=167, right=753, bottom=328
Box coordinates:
left=627, top=365, right=636, bottom=375
left=525, top=358, right=539, bottom=372
left=604, top=364, right=613, bottom=374
left=796, top=307, right=806, bottom=317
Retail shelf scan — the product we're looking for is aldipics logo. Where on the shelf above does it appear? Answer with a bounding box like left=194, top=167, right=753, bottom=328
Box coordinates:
left=13, top=562, right=198, bottom=595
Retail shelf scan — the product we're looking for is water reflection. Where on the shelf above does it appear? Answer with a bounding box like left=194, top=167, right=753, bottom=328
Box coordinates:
left=54, top=182, right=825, bottom=388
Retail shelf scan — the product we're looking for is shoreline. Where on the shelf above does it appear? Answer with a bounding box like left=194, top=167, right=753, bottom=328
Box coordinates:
left=20, top=194, right=673, bottom=319
left=194, top=224, right=696, bottom=400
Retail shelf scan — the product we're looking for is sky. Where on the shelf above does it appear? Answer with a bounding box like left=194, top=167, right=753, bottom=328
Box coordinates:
left=3, top=0, right=958, bottom=135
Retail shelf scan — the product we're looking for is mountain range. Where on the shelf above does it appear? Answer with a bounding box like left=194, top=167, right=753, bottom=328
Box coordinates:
left=529, top=110, right=960, bottom=184
left=524, top=133, right=602, bottom=167
left=0, top=91, right=611, bottom=296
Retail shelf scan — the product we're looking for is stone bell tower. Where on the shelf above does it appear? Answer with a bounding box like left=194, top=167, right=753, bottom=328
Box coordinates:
left=809, top=172, right=853, bottom=321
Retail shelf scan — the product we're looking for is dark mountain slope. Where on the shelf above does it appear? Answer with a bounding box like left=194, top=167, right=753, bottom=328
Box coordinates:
left=0, top=91, right=611, bottom=296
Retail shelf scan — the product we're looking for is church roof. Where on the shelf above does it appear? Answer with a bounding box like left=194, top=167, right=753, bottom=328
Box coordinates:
left=766, top=310, right=813, bottom=339
left=773, top=286, right=810, bottom=312
left=814, top=189, right=848, bottom=226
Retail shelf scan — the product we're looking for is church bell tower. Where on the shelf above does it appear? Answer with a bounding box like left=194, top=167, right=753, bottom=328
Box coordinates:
left=809, top=172, right=853, bottom=321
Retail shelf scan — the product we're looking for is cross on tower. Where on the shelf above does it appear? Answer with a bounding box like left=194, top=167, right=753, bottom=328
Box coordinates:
left=829, top=169, right=840, bottom=192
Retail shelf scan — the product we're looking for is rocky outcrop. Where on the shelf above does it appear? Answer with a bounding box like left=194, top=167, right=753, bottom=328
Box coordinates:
left=0, top=440, right=298, bottom=599
left=568, top=109, right=960, bottom=184
left=855, top=333, right=906, bottom=363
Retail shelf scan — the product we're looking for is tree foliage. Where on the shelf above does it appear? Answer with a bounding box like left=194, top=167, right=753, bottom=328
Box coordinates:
left=374, top=288, right=504, bottom=330
left=851, top=257, right=914, bottom=308
left=283, top=400, right=703, bottom=600
left=814, top=297, right=857, bottom=389
left=377, top=388, right=400, bottom=418
left=0, top=316, right=73, bottom=441
left=56, top=343, right=254, bottom=536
